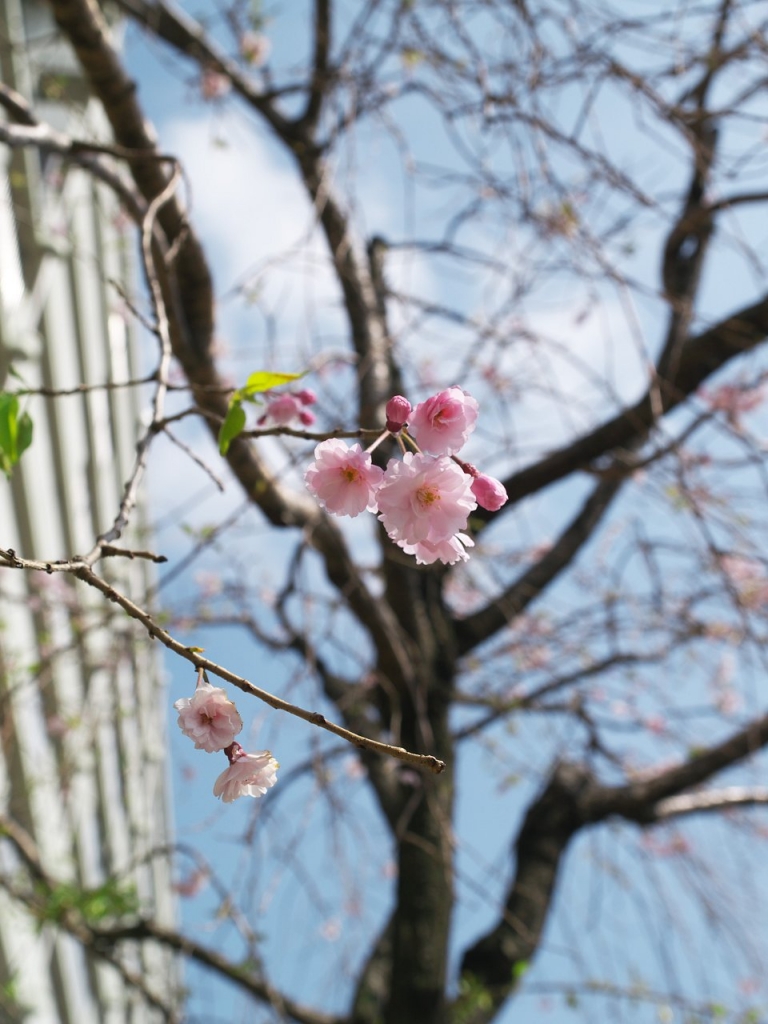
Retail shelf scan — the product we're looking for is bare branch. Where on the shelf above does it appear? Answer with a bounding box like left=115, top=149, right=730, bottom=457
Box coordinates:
left=456, top=479, right=622, bottom=654
left=654, top=786, right=768, bottom=820
left=95, top=919, right=345, bottom=1024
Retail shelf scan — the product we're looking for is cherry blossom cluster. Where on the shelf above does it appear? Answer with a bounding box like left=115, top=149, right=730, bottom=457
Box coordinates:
left=258, top=388, right=317, bottom=428
left=304, top=387, right=508, bottom=565
left=174, top=676, right=278, bottom=802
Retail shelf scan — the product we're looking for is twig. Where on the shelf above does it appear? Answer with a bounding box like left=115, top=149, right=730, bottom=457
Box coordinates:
left=0, top=551, right=445, bottom=773
left=100, top=545, right=168, bottom=563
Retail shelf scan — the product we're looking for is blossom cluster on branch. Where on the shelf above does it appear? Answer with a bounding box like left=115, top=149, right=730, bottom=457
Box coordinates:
left=174, top=675, right=279, bottom=802
left=305, top=388, right=508, bottom=564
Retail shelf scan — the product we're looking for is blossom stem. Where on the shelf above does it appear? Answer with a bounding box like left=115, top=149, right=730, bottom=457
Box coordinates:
left=400, top=429, right=422, bottom=454
left=364, top=430, right=391, bottom=455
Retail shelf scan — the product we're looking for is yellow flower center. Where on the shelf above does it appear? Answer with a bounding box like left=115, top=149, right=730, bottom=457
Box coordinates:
left=416, top=485, right=439, bottom=508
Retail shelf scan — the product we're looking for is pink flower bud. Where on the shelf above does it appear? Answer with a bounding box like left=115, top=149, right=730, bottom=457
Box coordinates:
left=385, top=395, right=412, bottom=433
left=296, top=389, right=317, bottom=406
left=470, top=473, right=508, bottom=512
left=299, top=409, right=316, bottom=426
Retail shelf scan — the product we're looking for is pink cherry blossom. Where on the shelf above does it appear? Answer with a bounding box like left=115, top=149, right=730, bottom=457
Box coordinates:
left=385, top=395, right=412, bottom=433
left=377, top=453, right=476, bottom=545
left=258, top=391, right=316, bottom=427
left=702, top=383, right=765, bottom=428
left=399, top=532, right=474, bottom=565
left=174, top=680, right=243, bottom=752
left=214, top=745, right=279, bottom=803
left=408, top=387, right=479, bottom=455
left=240, top=30, right=271, bottom=66
left=305, top=439, right=384, bottom=516
left=471, top=473, right=508, bottom=511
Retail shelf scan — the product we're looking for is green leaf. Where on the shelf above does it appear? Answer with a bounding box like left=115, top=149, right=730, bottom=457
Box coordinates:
left=0, top=393, right=33, bottom=476
left=218, top=401, right=246, bottom=455
left=236, top=370, right=303, bottom=402
left=512, top=960, right=529, bottom=981
left=17, top=411, right=33, bottom=459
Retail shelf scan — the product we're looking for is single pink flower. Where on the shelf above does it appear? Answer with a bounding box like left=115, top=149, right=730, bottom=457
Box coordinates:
left=399, top=532, right=474, bottom=565
left=408, top=387, right=478, bottom=455
left=259, top=392, right=316, bottom=427
left=377, top=453, right=476, bottom=544
left=385, top=395, right=412, bottom=433
left=471, top=473, right=508, bottom=511
left=305, top=439, right=384, bottom=516
left=174, top=680, right=243, bottom=752
left=214, top=745, right=279, bottom=802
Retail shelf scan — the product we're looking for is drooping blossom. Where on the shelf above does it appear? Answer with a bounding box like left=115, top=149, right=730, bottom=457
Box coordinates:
left=305, top=439, right=384, bottom=516
left=174, top=680, right=243, bottom=752
left=214, top=744, right=279, bottom=803
left=258, top=389, right=317, bottom=427
left=385, top=395, right=411, bottom=433
left=408, top=387, right=478, bottom=455
left=377, top=453, right=476, bottom=545
left=399, top=532, right=474, bottom=566
left=471, top=472, right=508, bottom=512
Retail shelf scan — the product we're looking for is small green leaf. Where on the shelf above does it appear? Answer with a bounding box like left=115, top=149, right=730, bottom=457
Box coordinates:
left=236, top=370, right=303, bottom=401
left=0, top=393, right=33, bottom=476
left=17, top=411, right=33, bottom=459
left=512, top=960, right=529, bottom=981
left=219, top=401, right=246, bottom=455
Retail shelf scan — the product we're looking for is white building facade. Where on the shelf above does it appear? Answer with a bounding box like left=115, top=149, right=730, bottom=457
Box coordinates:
left=0, top=1, right=176, bottom=1020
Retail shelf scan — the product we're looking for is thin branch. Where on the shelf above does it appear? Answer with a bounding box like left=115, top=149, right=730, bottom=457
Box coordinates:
left=0, top=550, right=444, bottom=772
left=95, top=919, right=345, bottom=1024
left=455, top=478, right=622, bottom=655
left=486, top=289, right=768, bottom=515
left=300, top=0, right=332, bottom=132
left=653, top=785, right=768, bottom=820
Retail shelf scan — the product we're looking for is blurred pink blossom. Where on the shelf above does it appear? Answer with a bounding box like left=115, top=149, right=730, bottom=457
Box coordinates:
left=240, top=31, right=271, bottom=66
left=259, top=390, right=316, bottom=427
left=720, top=555, right=768, bottom=607
left=200, top=68, right=231, bottom=100
left=174, top=868, right=209, bottom=898
left=702, top=382, right=765, bottom=428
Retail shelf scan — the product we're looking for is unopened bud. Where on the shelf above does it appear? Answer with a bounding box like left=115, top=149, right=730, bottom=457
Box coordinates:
left=385, top=395, right=411, bottom=433
left=471, top=473, right=508, bottom=512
